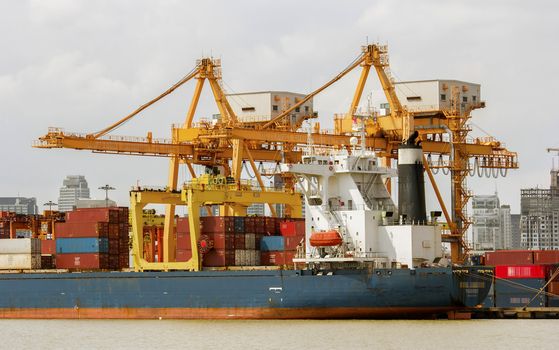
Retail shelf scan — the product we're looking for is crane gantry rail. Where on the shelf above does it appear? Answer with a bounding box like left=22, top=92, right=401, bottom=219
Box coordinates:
left=35, top=44, right=518, bottom=267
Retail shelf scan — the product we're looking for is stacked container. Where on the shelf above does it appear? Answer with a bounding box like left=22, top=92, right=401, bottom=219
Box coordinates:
left=492, top=265, right=548, bottom=307
left=260, top=218, right=305, bottom=266
left=55, top=207, right=129, bottom=270
left=0, top=238, right=41, bottom=269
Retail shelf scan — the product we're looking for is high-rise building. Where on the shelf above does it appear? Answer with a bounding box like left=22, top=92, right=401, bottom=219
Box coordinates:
left=510, top=214, right=522, bottom=249
left=520, top=168, right=559, bottom=250
left=471, top=194, right=512, bottom=251
left=58, top=175, right=91, bottom=212
left=472, top=195, right=501, bottom=251
left=0, top=197, right=38, bottom=215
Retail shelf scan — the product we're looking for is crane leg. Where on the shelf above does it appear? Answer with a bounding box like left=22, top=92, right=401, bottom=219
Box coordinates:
left=163, top=155, right=179, bottom=264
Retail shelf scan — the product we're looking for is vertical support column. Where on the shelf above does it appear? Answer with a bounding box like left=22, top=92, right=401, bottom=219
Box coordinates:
left=163, top=155, right=179, bottom=263
left=130, top=192, right=147, bottom=271
left=231, top=139, right=243, bottom=182
left=186, top=189, right=202, bottom=271
left=244, top=142, right=278, bottom=217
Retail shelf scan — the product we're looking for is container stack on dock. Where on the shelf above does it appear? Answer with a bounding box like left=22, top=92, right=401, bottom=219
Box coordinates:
left=483, top=250, right=559, bottom=308
left=0, top=238, right=41, bottom=269
left=172, top=216, right=305, bottom=267
left=55, top=207, right=129, bottom=270
left=260, top=219, right=305, bottom=266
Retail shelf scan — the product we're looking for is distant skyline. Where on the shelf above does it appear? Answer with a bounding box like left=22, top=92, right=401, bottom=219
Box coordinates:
left=1, top=0, right=558, bottom=215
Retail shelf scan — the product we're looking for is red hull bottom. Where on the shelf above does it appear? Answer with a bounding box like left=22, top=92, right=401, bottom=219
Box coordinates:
left=0, top=307, right=459, bottom=319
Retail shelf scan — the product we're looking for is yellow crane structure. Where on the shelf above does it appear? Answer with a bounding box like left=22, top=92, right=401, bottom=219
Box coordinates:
left=34, top=44, right=518, bottom=268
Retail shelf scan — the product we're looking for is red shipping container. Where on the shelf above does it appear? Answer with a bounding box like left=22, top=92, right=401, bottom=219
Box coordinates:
left=254, top=217, right=265, bottom=234
left=177, top=232, right=192, bottom=250
left=109, top=223, right=119, bottom=239
left=41, top=240, right=56, bottom=255
left=485, top=251, right=534, bottom=265
left=176, top=249, right=192, bottom=262
left=201, top=216, right=234, bottom=233
left=533, top=251, right=559, bottom=265
left=118, top=207, right=129, bottom=223
left=119, top=223, right=129, bottom=237
left=234, top=233, right=245, bottom=249
left=255, top=233, right=265, bottom=250
left=56, top=253, right=109, bottom=269
left=495, top=265, right=547, bottom=279
left=284, top=236, right=304, bottom=250
left=264, top=217, right=276, bottom=234
left=203, top=249, right=235, bottom=267
left=109, top=255, right=119, bottom=269
left=55, top=222, right=109, bottom=238
left=119, top=238, right=130, bottom=253
left=66, top=208, right=119, bottom=223
left=244, top=217, right=255, bottom=232
left=108, top=238, right=119, bottom=255
left=177, top=217, right=191, bottom=234
left=207, top=232, right=235, bottom=250
left=119, top=255, right=129, bottom=268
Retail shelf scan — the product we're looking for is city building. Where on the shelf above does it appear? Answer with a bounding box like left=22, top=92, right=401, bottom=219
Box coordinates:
left=471, top=194, right=512, bottom=251
left=0, top=197, right=38, bottom=215
left=58, top=175, right=91, bottom=212
left=76, top=199, right=116, bottom=209
left=520, top=168, right=559, bottom=249
left=226, top=91, right=314, bottom=126
left=510, top=214, right=522, bottom=249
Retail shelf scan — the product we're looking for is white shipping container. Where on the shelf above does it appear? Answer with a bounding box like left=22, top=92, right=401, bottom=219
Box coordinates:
left=245, top=234, right=256, bottom=250
left=0, top=238, right=41, bottom=254
left=0, top=253, right=41, bottom=269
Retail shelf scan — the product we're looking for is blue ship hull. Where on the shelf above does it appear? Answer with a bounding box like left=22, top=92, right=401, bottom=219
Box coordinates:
left=0, top=266, right=492, bottom=319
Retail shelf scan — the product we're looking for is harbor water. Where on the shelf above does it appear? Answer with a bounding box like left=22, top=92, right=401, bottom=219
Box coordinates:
left=1, top=319, right=558, bottom=349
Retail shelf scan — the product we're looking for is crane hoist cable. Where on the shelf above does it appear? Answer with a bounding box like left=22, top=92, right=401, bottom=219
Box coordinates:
left=90, top=64, right=200, bottom=139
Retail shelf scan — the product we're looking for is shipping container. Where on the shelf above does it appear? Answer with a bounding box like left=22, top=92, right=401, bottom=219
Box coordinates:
left=109, top=255, right=120, bottom=269
left=0, top=238, right=41, bottom=254
left=495, top=265, right=547, bottom=279
left=234, top=233, right=245, bottom=249
left=264, top=217, right=276, bottom=234
left=55, top=222, right=109, bottom=238
left=202, top=249, right=235, bottom=267
left=234, top=217, right=245, bottom=232
left=254, top=217, right=265, bottom=234
left=245, top=233, right=256, bottom=250
left=177, top=232, right=192, bottom=250
left=56, top=238, right=109, bottom=254
left=260, top=236, right=284, bottom=251
left=284, top=236, right=304, bottom=250
left=533, top=250, right=559, bottom=265
left=244, top=217, right=255, bottom=232
left=55, top=253, right=109, bottom=269
left=201, top=216, right=234, bottom=233
left=176, top=249, right=192, bottom=262
left=485, top=250, right=533, bottom=265
left=207, top=232, right=235, bottom=250
left=177, top=217, right=191, bottom=234
left=40, top=255, right=55, bottom=269
left=0, top=253, right=41, bottom=270
left=108, top=238, right=119, bottom=255
left=260, top=251, right=296, bottom=265
left=66, top=208, right=119, bottom=223
left=548, top=281, right=559, bottom=307
left=279, top=220, right=306, bottom=237
left=41, top=240, right=56, bottom=255
left=118, top=254, right=129, bottom=269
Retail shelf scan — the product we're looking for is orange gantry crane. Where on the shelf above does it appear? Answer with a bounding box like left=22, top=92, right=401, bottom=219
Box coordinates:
left=34, top=44, right=518, bottom=264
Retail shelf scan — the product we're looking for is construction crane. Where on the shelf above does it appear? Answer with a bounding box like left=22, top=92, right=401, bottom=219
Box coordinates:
left=34, top=44, right=517, bottom=267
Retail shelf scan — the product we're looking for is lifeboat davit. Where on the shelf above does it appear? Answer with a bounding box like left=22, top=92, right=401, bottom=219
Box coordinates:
left=309, top=230, right=343, bottom=247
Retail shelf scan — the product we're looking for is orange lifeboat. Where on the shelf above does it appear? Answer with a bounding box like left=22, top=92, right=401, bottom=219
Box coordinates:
left=309, top=230, right=343, bottom=247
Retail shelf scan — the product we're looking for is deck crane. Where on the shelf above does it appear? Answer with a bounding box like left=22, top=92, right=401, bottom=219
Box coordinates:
left=34, top=44, right=517, bottom=267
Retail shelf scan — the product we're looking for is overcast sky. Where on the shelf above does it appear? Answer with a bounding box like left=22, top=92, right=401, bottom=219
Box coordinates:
left=1, top=0, right=558, bottom=216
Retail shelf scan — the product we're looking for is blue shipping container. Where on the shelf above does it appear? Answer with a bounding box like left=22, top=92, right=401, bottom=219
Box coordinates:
left=56, top=238, right=109, bottom=254
left=260, top=236, right=284, bottom=251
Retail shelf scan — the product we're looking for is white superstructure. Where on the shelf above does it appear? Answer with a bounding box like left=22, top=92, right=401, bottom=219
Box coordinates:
left=281, top=139, right=443, bottom=268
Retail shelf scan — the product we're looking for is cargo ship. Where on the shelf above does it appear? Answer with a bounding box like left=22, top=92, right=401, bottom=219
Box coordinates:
left=0, top=134, right=492, bottom=319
